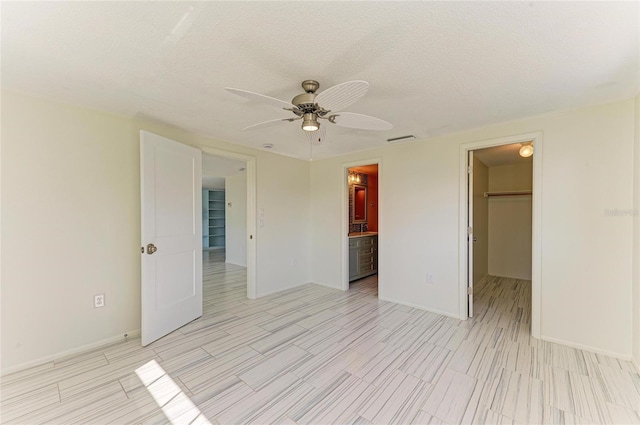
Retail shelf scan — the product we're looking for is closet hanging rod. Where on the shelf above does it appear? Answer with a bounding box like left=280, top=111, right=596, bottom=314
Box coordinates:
left=484, top=190, right=532, bottom=198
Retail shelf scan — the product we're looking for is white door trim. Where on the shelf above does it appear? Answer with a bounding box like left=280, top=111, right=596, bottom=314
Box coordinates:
left=467, top=150, right=474, bottom=318
left=200, top=146, right=258, bottom=299
left=341, top=158, right=383, bottom=292
left=458, top=131, right=543, bottom=338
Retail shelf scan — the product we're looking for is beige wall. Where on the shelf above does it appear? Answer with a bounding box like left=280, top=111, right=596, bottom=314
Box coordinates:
left=488, top=162, right=533, bottom=280
left=225, top=173, right=247, bottom=267
left=633, top=93, right=640, bottom=369
left=2, top=90, right=637, bottom=371
left=310, top=99, right=635, bottom=358
left=2, top=92, right=140, bottom=373
left=1, top=90, right=310, bottom=372
left=472, top=156, right=488, bottom=285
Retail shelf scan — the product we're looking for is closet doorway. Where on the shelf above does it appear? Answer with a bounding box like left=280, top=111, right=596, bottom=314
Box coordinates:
left=469, top=144, right=533, bottom=315
left=459, top=132, right=542, bottom=338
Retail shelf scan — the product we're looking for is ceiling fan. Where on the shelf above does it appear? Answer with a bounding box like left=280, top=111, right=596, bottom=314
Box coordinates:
left=225, top=80, right=393, bottom=143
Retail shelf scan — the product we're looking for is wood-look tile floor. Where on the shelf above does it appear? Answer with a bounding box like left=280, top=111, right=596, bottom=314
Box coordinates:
left=2, top=251, right=639, bottom=424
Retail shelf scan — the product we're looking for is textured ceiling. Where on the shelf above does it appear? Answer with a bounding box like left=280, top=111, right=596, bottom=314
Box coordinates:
left=2, top=2, right=638, bottom=160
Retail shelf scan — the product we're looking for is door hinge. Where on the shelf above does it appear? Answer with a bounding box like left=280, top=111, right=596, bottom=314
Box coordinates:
left=467, top=286, right=473, bottom=295
left=467, top=165, right=473, bottom=174
left=467, top=226, right=473, bottom=235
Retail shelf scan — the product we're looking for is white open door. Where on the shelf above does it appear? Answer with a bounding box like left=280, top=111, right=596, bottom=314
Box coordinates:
left=467, top=150, right=474, bottom=317
left=141, top=131, right=202, bottom=346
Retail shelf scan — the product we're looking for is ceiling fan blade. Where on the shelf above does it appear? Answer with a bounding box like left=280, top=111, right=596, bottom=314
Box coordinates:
left=315, top=80, right=369, bottom=112
left=242, top=117, right=298, bottom=131
left=304, top=125, right=327, bottom=145
left=225, top=87, right=296, bottom=110
left=329, top=112, right=393, bottom=130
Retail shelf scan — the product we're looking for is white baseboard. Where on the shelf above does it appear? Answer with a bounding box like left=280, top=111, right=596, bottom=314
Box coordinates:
left=1, top=329, right=141, bottom=376
left=256, top=281, right=311, bottom=298
left=540, top=334, right=632, bottom=361
left=378, top=295, right=461, bottom=320
left=312, top=281, right=343, bottom=291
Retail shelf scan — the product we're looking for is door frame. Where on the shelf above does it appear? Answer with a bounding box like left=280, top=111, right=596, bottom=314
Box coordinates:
left=467, top=150, right=474, bottom=318
left=341, top=157, right=383, bottom=292
left=201, top=146, right=257, bottom=299
left=458, top=131, right=543, bottom=338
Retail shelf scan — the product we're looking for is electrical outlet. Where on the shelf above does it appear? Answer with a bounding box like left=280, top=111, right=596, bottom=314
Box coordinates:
left=94, top=294, right=105, bottom=308
left=426, top=274, right=435, bottom=284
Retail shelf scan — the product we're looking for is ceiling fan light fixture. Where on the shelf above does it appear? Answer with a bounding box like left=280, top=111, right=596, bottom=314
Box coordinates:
left=519, top=143, right=534, bottom=158
left=302, top=113, right=319, bottom=132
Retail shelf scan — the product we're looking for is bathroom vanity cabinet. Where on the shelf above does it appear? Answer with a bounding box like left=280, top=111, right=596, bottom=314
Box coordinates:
left=348, top=234, right=378, bottom=282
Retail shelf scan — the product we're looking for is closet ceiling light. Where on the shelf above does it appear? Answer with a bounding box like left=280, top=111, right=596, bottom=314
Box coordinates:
left=519, top=144, right=534, bottom=158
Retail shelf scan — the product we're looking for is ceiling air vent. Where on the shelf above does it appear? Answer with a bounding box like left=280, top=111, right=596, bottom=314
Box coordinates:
left=386, top=135, right=416, bottom=143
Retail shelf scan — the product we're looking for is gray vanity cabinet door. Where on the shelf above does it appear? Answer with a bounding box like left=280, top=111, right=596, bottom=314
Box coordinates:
left=349, top=238, right=360, bottom=279
left=357, top=242, right=372, bottom=273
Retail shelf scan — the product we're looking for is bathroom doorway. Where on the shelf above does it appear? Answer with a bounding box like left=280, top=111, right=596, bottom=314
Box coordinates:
left=346, top=163, right=379, bottom=296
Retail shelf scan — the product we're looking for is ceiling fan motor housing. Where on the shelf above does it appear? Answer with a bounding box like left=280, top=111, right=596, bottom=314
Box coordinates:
left=292, top=80, right=331, bottom=118
left=291, top=92, right=317, bottom=114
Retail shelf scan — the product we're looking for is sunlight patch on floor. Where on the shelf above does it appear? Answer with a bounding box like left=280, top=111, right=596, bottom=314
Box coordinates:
left=135, top=359, right=212, bottom=425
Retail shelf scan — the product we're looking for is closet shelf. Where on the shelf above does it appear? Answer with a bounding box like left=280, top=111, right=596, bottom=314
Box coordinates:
left=484, top=190, right=532, bottom=198
left=203, top=189, right=225, bottom=249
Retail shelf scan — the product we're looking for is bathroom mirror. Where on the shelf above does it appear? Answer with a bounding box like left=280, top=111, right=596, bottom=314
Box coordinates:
left=352, top=184, right=367, bottom=223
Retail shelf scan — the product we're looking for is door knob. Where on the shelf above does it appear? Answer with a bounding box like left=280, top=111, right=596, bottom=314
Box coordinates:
left=146, top=243, right=157, bottom=254
left=473, top=237, right=477, bottom=242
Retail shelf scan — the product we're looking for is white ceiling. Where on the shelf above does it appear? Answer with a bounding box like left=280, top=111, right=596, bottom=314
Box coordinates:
left=2, top=2, right=638, bottom=161
left=474, top=143, right=533, bottom=168
left=202, top=154, right=245, bottom=189
left=202, top=154, right=246, bottom=178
